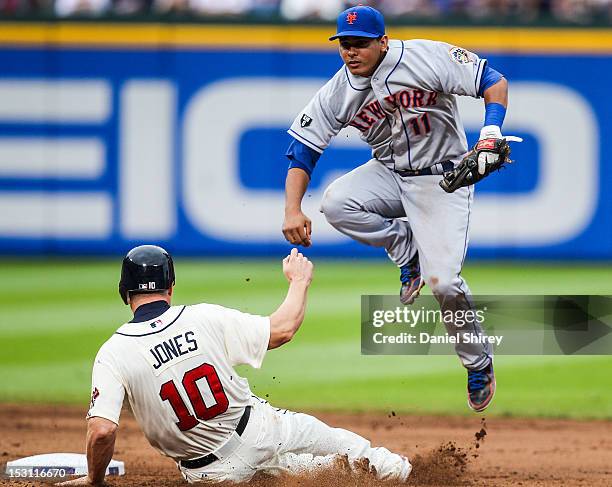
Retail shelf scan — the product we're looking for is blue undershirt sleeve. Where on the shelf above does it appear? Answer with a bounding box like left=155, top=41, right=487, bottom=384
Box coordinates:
left=285, top=138, right=321, bottom=178
left=484, top=103, right=507, bottom=128
left=478, top=63, right=504, bottom=97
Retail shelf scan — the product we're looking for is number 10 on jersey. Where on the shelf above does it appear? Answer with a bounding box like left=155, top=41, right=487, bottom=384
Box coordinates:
left=159, top=363, right=229, bottom=431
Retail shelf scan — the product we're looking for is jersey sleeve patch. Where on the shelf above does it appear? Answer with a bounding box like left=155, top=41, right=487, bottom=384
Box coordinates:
left=87, top=357, right=125, bottom=425
left=449, top=46, right=477, bottom=65
left=300, top=114, right=313, bottom=128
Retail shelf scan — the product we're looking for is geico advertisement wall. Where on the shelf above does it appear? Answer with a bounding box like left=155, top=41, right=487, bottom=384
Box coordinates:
left=0, top=23, right=609, bottom=258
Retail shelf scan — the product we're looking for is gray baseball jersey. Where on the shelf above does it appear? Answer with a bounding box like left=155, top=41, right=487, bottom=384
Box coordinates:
left=288, top=39, right=486, bottom=170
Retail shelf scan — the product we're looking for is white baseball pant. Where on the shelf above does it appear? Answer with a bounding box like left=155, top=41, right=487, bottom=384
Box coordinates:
left=178, top=396, right=411, bottom=483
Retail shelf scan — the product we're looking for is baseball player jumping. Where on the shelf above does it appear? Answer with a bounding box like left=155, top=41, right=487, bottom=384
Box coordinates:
left=282, top=5, right=518, bottom=412
left=60, top=245, right=411, bottom=486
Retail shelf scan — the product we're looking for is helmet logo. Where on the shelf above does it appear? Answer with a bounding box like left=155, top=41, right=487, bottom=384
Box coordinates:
left=119, top=245, right=175, bottom=305
left=347, top=11, right=357, bottom=24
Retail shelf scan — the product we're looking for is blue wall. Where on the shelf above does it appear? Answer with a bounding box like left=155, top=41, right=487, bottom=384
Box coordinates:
left=0, top=39, right=610, bottom=258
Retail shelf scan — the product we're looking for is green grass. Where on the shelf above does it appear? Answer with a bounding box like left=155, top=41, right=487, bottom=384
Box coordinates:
left=1, top=259, right=611, bottom=418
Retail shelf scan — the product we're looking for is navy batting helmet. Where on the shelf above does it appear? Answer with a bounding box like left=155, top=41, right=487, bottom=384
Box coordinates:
left=119, top=245, right=175, bottom=305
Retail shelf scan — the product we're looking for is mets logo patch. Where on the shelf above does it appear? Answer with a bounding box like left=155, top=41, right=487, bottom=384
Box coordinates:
left=347, top=11, right=357, bottom=24
left=300, top=114, right=312, bottom=128
left=449, top=47, right=475, bottom=65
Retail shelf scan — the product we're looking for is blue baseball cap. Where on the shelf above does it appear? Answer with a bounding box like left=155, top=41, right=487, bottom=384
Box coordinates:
left=329, top=6, right=386, bottom=41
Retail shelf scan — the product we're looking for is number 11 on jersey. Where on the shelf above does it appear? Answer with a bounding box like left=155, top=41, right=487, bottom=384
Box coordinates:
left=409, top=113, right=431, bottom=136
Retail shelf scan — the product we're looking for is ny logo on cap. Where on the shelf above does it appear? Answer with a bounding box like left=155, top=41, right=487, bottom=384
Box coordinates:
left=347, top=11, right=357, bottom=24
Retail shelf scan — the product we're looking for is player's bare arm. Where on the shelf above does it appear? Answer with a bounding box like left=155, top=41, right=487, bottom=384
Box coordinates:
left=58, top=417, right=116, bottom=486
left=85, top=418, right=117, bottom=485
left=268, top=248, right=313, bottom=349
left=282, top=168, right=312, bottom=247
left=483, top=76, right=508, bottom=107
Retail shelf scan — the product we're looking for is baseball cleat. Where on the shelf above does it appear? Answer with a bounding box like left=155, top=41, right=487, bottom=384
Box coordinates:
left=467, top=363, right=496, bottom=412
left=399, top=254, right=424, bottom=305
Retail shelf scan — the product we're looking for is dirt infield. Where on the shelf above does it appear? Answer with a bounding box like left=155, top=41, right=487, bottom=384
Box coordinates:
left=1, top=404, right=611, bottom=487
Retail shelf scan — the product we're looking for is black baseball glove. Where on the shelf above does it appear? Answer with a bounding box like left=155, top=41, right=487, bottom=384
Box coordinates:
left=439, top=137, right=520, bottom=193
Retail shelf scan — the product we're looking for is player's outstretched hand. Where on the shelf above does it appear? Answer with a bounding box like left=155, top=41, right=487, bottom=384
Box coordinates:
left=282, top=248, right=314, bottom=286
left=282, top=210, right=312, bottom=247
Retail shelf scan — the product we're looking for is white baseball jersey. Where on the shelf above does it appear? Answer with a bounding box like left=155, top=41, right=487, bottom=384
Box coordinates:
left=87, top=302, right=270, bottom=460
left=289, top=39, right=486, bottom=170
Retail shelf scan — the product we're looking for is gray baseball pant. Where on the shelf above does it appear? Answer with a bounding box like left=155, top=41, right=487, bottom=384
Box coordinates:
left=320, top=159, right=492, bottom=370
